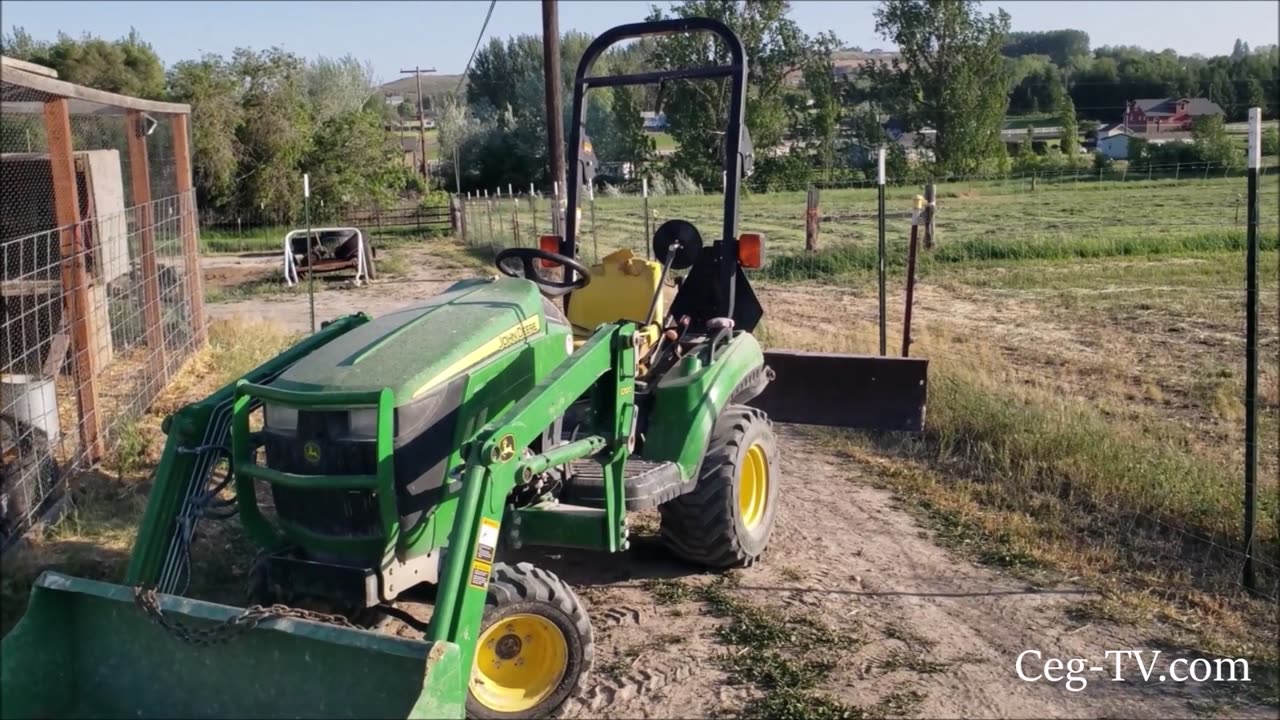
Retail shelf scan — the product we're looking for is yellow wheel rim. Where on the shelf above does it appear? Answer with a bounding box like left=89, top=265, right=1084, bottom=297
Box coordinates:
left=470, top=613, right=568, bottom=713
left=738, top=443, right=769, bottom=530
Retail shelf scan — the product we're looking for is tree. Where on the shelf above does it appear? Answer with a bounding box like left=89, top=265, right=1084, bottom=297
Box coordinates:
left=305, top=55, right=377, bottom=124
left=304, top=109, right=404, bottom=217
left=1190, top=114, right=1240, bottom=169
left=1053, top=70, right=1079, bottom=155
left=868, top=0, right=1011, bottom=174
left=645, top=0, right=840, bottom=188
left=1002, top=29, right=1090, bottom=66
left=1242, top=77, right=1266, bottom=112
left=2, top=27, right=166, bottom=99
left=167, top=55, right=244, bottom=210
left=1232, top=38, right=1250, bottom=61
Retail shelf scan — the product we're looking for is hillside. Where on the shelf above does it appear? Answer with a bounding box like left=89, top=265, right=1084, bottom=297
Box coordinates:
left=377, top=73, right=465, bottom=99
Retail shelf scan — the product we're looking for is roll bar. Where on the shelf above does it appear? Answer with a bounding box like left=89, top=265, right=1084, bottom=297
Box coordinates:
left=563, top=17, right=748, bottom=320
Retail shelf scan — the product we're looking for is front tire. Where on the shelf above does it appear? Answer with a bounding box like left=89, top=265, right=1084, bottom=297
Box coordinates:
left=467, top=562, right=593, bottom=719
left=659, top=405, right=778, bottom=568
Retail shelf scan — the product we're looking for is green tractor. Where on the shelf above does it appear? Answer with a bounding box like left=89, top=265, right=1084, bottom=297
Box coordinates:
left=1, top=18, right=926, bottom=720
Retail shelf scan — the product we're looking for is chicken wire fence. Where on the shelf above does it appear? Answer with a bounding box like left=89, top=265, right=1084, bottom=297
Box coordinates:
left=457, top=163, right=1278, bottom=601
left=1, top=69, right=204, bottom=548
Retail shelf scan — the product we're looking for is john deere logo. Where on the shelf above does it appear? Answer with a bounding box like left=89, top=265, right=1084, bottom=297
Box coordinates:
left=303, top=441, right=322, bottom=465
left=492, top=434, right=516, bottom=463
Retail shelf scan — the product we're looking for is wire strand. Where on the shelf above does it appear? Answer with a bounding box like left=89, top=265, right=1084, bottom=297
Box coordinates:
left=456, top=0, right=499, bottom=97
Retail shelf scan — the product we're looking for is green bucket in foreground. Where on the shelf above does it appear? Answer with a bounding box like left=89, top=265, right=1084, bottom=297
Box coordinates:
left=1, top=572, right=465, bottom=719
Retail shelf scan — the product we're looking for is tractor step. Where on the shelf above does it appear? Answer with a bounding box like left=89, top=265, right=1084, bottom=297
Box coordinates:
left=562, top=459, right=688, bottom=510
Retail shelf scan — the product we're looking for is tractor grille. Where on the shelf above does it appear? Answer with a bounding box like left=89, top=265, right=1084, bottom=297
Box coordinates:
left=263, top=411, right=381, bottom=541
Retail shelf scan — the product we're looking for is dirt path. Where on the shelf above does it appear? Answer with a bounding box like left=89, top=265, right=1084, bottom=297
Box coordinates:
left=543, top=426, right=1271, bottom=719
left=204, top=247, right=483, bottom=332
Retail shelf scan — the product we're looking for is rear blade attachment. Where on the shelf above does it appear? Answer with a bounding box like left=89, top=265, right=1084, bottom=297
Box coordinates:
left=748, top=350, right=928, bottom=431
left=1, top=572, right=465, bottom=719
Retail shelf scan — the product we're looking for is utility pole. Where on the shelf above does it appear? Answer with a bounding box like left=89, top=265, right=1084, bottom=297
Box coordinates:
left=541, top=0, right=566, bottom=234
left=400, top=65, right=437, bottom=182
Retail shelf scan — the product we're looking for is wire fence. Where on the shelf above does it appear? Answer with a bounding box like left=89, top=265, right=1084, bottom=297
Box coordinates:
left=452, top=162, right=1279, bottom=601
left=1, top=64, right=205, bottom=549
left=199, top=203, right=453, bottom=255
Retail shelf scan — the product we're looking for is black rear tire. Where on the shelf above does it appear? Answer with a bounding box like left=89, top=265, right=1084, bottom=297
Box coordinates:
left=659, top=405, right=778, bottom=568
left=467, top=562, right=593, bottom=719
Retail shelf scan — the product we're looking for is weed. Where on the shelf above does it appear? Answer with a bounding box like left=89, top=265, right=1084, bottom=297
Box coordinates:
left=377, top=252, right=411, bottom=278
left=690, top=578, right=876, bottom=719
left=108, top=420, right=152, bottom=479
left=643, top=578, right=697, bottom=605
left=778, top=566, right=805, bottom=582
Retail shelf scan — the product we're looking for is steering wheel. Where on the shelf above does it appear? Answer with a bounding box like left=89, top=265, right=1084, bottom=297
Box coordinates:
left=494, top=247, right=591, bottom=297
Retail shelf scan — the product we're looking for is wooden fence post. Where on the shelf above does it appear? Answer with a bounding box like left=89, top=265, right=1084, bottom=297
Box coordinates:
left=804, top=184, right=820, bottom=252
left=171, top=114, right=207, bottom=345
left=126, top=110, right=167, bottom=383
left=44, top=97, right=104, bottom=461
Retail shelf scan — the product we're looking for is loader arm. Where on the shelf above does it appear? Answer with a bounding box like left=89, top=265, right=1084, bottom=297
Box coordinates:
left=428, top=321, right=637, bottom=697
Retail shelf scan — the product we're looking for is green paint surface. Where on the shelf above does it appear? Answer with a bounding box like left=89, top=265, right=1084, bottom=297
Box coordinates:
left=272, top=278, right=547, bottom=403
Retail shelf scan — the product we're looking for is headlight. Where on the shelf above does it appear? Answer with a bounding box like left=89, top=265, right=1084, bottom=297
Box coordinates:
left=264, top=404, right=298, bottom=431
left=348, top=408, right=379, bottom=439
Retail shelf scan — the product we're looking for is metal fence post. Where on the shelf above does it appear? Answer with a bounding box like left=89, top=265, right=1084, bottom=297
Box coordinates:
left=642, top=177, right=651, bottom=259
left=43, top=96, right=104, bottom=460
left=877, top=148, right=887, bottom=356
left=1242, top=107, right=1261, bottom=592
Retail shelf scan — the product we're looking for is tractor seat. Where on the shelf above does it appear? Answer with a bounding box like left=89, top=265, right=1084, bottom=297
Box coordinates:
left=566, top=249, right=672, bottom=355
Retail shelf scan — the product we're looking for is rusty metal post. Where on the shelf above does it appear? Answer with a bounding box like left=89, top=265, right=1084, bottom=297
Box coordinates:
left=902, top=195, right=925, bottom=358
left=923, top=182, right=936, bottom=250
left=125, top=110, right=167, bottom=383
left=512, top=195, right=522, bottom=247
left=171, top=113, right=207, bottom=345
left=44, top=98, right=104, bottom=460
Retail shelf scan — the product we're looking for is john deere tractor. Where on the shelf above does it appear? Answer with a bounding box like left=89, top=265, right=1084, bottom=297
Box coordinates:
left=1, top=18, right=926, bottom=720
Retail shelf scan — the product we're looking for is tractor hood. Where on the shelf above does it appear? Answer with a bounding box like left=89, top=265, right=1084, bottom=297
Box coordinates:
left=271, top=278, right=559, bottom=404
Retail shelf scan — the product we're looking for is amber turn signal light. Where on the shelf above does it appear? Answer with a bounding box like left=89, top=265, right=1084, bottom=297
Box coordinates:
left=538, top=235, right=561, bottom=268
left=738, top=232, right=764, bottom=269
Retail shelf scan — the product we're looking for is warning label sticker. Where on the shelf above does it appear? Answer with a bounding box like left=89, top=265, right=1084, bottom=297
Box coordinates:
left=469, top=560, right=492, bottom=589
left=475, top=518, right=500, bottom=563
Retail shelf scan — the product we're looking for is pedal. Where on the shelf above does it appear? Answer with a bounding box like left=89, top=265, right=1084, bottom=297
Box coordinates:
left=561, top=459, right=689, bottom=510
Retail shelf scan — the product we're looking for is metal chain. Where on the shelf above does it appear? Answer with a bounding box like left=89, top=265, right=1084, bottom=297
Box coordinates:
left=133, top=586, right=357, bottom=647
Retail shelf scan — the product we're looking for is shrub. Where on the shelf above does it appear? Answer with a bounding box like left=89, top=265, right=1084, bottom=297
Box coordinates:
left=671, top=170, right=702, bottom=195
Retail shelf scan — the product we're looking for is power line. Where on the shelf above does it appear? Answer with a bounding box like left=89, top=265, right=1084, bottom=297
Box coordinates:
left=457, top=0, right=499, bottom=96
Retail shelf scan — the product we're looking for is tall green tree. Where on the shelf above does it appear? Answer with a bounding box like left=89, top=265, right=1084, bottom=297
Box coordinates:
left=645, top=0, right=840, bottom=188
left=2, top=27, right=165, bottom=99
left=167, top=55, right=244, bottom=209
left=305, top=55, right=377, bottom=124
left=1002, top=29, right=1090, bottom=66
left=867, top=0, right=1011, bottom=174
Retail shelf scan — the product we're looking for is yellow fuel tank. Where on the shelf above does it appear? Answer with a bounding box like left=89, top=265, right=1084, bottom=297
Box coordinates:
left=567, top=249, right=668, bottom=333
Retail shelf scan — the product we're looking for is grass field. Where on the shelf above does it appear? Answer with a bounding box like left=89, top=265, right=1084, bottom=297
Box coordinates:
left=467, top=171, right=1279, bottom=266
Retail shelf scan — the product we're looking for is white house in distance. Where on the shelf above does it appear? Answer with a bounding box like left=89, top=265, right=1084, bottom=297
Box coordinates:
left=1096, top=125, right=1136, bottom=159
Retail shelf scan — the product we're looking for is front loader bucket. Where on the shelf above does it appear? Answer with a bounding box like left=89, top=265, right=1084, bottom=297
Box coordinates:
left=1, top=572, right=465, bottom=720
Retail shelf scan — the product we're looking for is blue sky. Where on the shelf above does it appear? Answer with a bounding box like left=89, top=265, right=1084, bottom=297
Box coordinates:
left=3, top=0, right=1278, bottom=83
